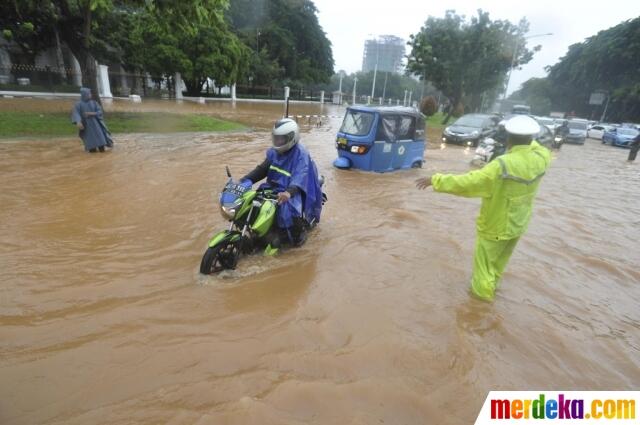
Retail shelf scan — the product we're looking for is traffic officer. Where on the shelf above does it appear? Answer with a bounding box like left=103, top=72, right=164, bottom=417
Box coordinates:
left=416, top=115, right=551, bottom=301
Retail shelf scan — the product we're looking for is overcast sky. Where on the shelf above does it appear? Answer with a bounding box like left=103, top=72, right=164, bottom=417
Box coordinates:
left=314, top=0, right=640, bottom=95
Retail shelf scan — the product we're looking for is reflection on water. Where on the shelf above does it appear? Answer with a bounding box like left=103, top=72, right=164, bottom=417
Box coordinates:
left=0, top=99, right=639, bottom=424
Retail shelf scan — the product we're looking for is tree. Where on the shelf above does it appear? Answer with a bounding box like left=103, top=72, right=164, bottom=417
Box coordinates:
left=407, top=10, right=539, bottom=123
left=130, top=11, right=249, bottom=95
left=227, top=0, right=334, bottom=86
left=1, top=0, right=234, bottom=103
left=546, top=17, right=640, bottom=121
left=509, top=77, right=552, bottom=115
left=420, top=96, right=438, bottom=116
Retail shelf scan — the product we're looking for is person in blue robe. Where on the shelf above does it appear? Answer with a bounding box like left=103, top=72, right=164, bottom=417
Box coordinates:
left=71, top=87, right=113, bottom=153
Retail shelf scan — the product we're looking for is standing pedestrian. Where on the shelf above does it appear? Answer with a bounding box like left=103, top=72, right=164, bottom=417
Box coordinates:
left=415, top=115, right=551, bottom=301
left=71, top=87, right=113, bottom=153
left=628, top=132, right=640, bottom=161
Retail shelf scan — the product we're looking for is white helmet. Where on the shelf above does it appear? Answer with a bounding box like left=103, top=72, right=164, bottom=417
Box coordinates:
left=272, top=118, right=299, bottom=153
left=504, top=115, right=539, bottom=136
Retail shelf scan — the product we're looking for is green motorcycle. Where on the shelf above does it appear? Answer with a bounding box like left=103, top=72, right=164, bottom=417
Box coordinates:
left=200, top=167, right=283, bottom=275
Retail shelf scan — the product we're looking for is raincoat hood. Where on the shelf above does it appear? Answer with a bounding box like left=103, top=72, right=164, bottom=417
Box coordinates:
left=80, top=87, right=91, bottom=102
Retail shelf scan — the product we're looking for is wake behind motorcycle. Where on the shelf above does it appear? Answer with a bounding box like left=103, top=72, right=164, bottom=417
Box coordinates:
left=200, top=167, right=324, bottom=275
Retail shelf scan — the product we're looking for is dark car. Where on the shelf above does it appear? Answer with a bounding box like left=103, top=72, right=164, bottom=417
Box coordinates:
left=603, top=127, right=639, bottom=147
left=442, top=114, right=498, bottom=147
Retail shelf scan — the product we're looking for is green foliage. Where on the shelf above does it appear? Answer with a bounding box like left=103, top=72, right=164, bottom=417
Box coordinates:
left=227, top=0, right=334, bottom=86
left=407, top=10, right=539, bottom=123
left=2, top=0, right=334, bottom=95
left=509, top=77, right=552, bottom=115
left=420, top=96, right=438, bottom=116
left=545, top=17, right=640, bottom=121
left=128, top=9, right=249, bottom=95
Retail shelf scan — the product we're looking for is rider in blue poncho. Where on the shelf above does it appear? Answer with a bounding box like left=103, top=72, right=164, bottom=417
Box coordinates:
left=241, top=118, right=323, bottom=246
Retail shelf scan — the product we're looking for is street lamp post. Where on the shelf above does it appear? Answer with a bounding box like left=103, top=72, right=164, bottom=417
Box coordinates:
left=503, top=32, right=553, bottom=100
left=371, top=42, right=379, bottom=99
left=352, top=77, right=358, bottom=104
left=381, top=72, right=388, bottom=101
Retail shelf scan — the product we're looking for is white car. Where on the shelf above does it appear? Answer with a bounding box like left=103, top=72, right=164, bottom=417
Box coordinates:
left=587, top=124, right=613, bottom=140
left=536, top=117, right=557, bottom=133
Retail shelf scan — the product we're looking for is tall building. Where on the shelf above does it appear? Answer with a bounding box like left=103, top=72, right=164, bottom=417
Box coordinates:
left=361, top=35, right=405, bottom=74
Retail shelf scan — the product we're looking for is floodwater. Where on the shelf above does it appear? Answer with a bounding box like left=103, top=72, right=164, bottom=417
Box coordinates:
left=1, top=99, right=639, bottom=425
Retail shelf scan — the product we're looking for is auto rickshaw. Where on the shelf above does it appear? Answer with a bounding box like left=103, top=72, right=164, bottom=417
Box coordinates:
left=333, top=106, right=426, bottom=172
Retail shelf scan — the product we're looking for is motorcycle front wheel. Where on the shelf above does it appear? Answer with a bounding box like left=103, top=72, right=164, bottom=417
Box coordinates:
left=199, top=240, right=241, bottom=275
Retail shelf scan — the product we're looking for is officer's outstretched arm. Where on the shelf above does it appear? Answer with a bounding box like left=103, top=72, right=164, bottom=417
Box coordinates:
left=431, top=160, right=500, bottom=198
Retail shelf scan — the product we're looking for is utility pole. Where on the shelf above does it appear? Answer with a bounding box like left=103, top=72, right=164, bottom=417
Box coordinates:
left=381, top=72, right=388, bottom=102
left=503, top=32, right=553, bottom=100
left=370, top=40, right=380, bottom=99
left=371, top=63, right=377, bottom=98
left=600, top=92, right=610, bottom=122
left=352, top=77, right=358, bottom=104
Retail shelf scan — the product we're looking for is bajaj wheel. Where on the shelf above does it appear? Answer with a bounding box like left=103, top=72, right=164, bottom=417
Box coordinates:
left=199, top=240, right=241, bottom=275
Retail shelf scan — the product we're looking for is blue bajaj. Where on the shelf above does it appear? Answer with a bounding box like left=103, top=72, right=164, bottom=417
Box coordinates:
left=333, top=106, right=426, bottom=172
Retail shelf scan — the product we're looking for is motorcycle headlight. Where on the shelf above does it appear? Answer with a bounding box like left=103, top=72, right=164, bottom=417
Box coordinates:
left=554, top=136, right=562, bottom=142
left=220, top=204, right=237, bottom=220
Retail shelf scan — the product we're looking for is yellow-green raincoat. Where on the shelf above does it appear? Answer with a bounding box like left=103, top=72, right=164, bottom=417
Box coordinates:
left=432, top=141, right=551, bottom=300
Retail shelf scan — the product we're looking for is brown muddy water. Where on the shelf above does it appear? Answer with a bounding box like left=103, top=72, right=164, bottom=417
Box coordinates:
left=1, top=99, right=639, bottom=425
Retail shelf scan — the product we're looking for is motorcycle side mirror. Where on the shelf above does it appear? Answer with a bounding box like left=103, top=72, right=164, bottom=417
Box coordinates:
left=226, top=166, right=232, bottom=178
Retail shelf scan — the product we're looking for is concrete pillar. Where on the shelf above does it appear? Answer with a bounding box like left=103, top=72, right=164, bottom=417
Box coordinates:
left=408, top=91, right=413, bottom=106
left=284, top=86, right=290, bottom=117
left=366, top=95, right=371, bottom=104
left=71, top=56, right=82, bottom=86
left=320, top=90, right=325, bottom=104
left=397, top=99, right=400, bottom=106
left=174, top=72, right=183, bottom=100
left=96, top=64, right=112, bottom=98
left=119, top=65, right=129, bottom=92
left=231, top=83, right=237, bottom=101
left=379, top=97, right=382, bottom=105
left=388, top=98, right=392, bottom=105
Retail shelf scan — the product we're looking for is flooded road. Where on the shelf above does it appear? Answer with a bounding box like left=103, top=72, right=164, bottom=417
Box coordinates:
left=1, top=99, right=639, bottom=424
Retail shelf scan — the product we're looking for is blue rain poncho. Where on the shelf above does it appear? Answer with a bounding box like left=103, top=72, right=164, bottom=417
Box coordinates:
left=71, top=88, right=113, bottom=151
left=263, top=143, right=323, bottom=229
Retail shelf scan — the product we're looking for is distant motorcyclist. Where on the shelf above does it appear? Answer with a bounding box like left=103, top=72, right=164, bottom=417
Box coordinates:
left=241, top=118, right=323, bottom=246
left=555, top=120, right=570, bottom=137
left=553, top=120, right=569, bottom=149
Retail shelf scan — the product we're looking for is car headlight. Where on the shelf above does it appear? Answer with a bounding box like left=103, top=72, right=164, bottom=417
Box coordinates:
left=220, top=205, right=237, bottom=220
left=444, top=127, right=451, bottom=135
left=471, top=131, right=479, bottom=137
